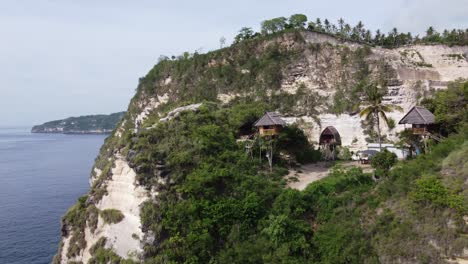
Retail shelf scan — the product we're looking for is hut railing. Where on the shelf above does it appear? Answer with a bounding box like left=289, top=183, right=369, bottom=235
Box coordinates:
left=412, top=127, right=426, bottom=135
left=260, top=128, right=278, bottom=136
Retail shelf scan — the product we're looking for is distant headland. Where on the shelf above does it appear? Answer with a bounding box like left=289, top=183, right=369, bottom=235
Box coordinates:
left=31, top=112, right=125, bottom=134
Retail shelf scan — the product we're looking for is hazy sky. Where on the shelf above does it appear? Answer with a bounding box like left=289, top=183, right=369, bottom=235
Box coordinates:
left=1, top=0, right=467, bottom=126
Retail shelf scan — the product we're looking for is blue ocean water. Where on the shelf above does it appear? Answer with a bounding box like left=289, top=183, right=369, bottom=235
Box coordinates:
left=0, top=128, right=106, bottom=264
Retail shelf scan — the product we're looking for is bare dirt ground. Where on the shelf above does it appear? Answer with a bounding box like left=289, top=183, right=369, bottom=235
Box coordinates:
left=287, top=161, right=372, bottom=190
left=287, top=162, right=331, bottom=190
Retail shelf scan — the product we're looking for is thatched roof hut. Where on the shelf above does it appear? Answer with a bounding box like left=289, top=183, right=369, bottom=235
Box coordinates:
left=254, top=112, right=286, bottom=127
left=254, top=112, right=285, bottom=137
left=399, top=106, right=436, bottom=135
left=399, top=106, right=435, bottom=125
left=319, top=126, right=341, bottom=145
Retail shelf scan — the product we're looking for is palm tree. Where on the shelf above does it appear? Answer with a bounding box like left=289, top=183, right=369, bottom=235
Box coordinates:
left=359, top=83, right=402, bottom=150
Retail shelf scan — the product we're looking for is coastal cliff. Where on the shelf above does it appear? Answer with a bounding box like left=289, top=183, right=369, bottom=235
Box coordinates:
left=31, top=112, right=125, bottom=134
left=54, top=29, right=468, bottom=264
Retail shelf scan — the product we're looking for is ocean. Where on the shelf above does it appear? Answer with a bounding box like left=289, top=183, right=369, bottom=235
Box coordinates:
left=0, top=128, right=106, bottom=264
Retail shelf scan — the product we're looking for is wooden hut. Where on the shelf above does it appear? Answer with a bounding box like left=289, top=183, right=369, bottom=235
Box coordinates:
left=398, top=106, right=435, bottom=135
left=319, top=126, right=342, bottom=146
left=319, top=126, right=341, bottom=160
left=254, top=112, right=285, bottom=137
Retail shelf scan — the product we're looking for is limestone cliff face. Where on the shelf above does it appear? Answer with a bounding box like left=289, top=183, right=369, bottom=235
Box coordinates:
left=54, top=31, right=468, bottom=263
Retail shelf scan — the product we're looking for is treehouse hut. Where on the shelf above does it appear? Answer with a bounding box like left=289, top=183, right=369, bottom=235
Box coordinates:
left=254, top=112, right=285, bottom=137
left=398, top=106, right=435, bottom=135
left=319, top=126, right=341, bottom=160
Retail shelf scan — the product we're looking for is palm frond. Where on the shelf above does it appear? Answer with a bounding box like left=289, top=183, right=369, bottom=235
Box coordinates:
left=381, top=104, right=403, bottom=113
left=359, top=107, right=374, bottom=117
left=380, top=111, right=389, bottom=125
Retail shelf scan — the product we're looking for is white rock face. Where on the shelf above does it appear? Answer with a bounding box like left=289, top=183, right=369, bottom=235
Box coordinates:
left=134, top=93, right=169, bottom=130
left=283, top=114, right=367, bottom=150
left=159, top=103, right=203, bottom=122
left=280, top=39, right=468, bottom=150
left=217, top=93, right=239, bottom=104
left=61, top=156, right=149, bottom=264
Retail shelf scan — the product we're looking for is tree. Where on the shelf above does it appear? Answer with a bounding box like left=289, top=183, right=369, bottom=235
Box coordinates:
left=374, top=29, right=382, bottom=45
left=234, top=27, right=254, bottom=43
left=324, top=19, right=331, bottom=33
left=371, top=149, right=397, bottom=177
left=422, top=80, right=468, bottom=135
left=289, top=14, right=307, bottom=29
left=359, top=82, right=402, bottom=150
left=426, top=26, right=435, bottom=37
left=261, top=17, right=287, bottom=34
left=315, top=18, right=323, bottom=32
left=219, top=36, right=226, bottom=48
left=307, top=21, right=316, bottom=31
left=338, top=18, right=345, bottom=34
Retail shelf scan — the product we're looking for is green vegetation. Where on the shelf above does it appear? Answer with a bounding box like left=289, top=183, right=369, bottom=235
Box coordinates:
left=237, top=15, right=468, bottom=48
left=127, top=93, right=467, bottom=263
left=371, top=149, right=397, bottom=177
left=277, top=125, right=321, bottom=163
left=126, top=78, right=468, bottom=262
left=100, top=209, right=125, bottom=224
left=88, top=237, right=137, bottom=264
left=359, top=82, right=402, bottom=149
left=130, top=103, right=324, bottom=263
left=423, top=79, right=468, bottom=136
left=62, top=195, right=89, bottom=258
left=31, top=111, right=125, bottom=134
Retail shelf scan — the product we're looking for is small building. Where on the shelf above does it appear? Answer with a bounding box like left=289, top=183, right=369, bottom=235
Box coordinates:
left=398, top=106, right=435, bottom=135
left=254, top=112, right=286, bottom=137
left=319, top=126, right=342, bottom=146
left=319, top=126, right=341, bottom=160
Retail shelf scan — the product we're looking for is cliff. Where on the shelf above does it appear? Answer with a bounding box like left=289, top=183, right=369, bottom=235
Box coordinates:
left=54, top=30, right=468, bottom=264
left=31, top=112, right=125, bottom=134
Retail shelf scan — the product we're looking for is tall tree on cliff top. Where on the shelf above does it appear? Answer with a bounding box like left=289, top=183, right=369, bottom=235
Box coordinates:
left=359, top=83, right=402, bottom=150
left=289, top=14, right=308, bottom=29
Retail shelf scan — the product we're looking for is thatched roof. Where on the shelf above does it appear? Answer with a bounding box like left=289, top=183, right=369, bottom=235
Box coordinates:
left=254, top=112, right=285, bottom=127
left=398, top=106, right=435, bottom=125
left=319, top=126, right=342, bottom=145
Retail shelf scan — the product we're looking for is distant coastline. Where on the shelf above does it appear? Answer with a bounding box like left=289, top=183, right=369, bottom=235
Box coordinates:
left=31, top=112, right=125, bottom=134
left=31, top=130, right=113, bottom=135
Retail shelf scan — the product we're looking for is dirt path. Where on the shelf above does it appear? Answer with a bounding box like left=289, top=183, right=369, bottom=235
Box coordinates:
left=287, top=162, right=332, bottom=190
left=287, top=161, right=373, bottom=190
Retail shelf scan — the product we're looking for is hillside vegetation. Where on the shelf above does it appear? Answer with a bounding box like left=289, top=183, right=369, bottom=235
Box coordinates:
left=54, top=16, right=468, bottom=264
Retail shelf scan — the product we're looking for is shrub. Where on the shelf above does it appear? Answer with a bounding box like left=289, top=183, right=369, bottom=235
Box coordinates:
left=337, top=146, right=352, bottom=160
left=410, top=175, right=466, bottom=213
left=371, top=149, right=397, bottom=176
left=277, top=125, right=321, bottom=163
left=100, top=209, right=125, bottom=224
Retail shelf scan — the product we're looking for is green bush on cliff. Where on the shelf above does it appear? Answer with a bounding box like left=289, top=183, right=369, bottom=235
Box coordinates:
left=371, top=149, right=397, bottom=177
left=100, top=209, right=125, bottom=224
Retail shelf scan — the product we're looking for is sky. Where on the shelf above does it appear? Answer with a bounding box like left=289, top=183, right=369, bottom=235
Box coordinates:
left=1, top=0, right=467, bottom=126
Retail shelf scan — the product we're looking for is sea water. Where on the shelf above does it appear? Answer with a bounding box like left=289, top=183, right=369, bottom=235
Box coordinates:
left=0, top=128, right=106, bottom=264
